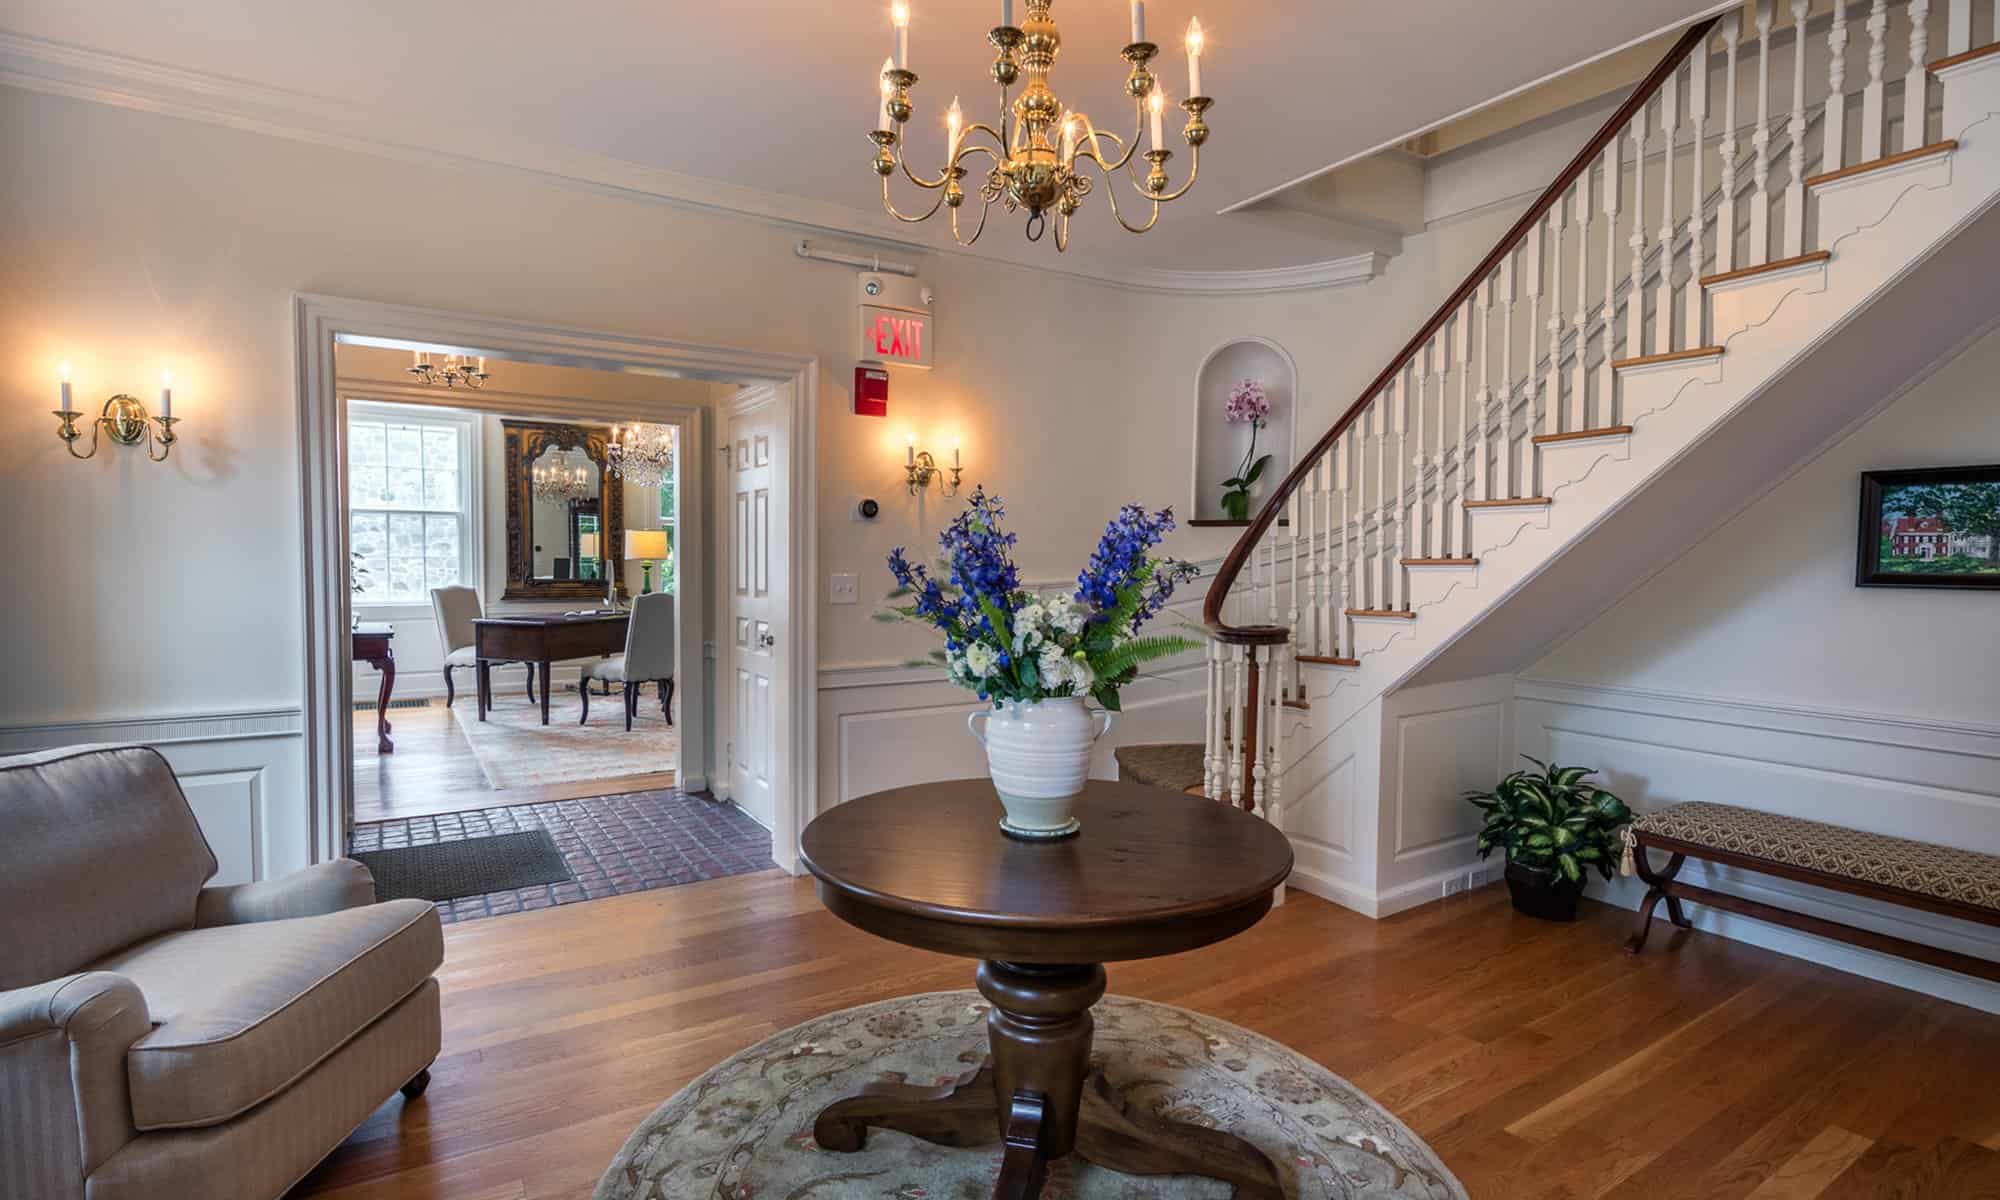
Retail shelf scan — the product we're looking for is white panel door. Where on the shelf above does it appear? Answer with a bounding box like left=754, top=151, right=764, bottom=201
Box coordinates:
left=726, top=395, right=786, bottom=834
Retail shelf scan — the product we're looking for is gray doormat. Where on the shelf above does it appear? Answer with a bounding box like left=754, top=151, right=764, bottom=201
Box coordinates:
left=353, top=831, right=573, bottom=903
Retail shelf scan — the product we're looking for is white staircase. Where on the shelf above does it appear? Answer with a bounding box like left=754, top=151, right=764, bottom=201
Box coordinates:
left=1201, top=1, right=2000, bottom=913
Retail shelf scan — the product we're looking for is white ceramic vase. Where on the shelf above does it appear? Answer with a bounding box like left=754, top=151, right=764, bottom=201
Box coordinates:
left=968, top=696, right=1113, bottom=839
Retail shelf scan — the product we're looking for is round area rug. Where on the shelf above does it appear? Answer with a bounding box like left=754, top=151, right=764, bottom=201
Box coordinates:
left=595, top=991, right=1465, bottom=1200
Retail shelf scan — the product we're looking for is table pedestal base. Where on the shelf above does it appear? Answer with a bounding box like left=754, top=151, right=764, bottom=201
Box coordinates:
left=812, top=961, right=1282, bottom=1200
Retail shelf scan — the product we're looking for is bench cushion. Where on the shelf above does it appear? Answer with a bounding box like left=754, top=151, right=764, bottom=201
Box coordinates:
left=1112, top=743, right=1206, bottom=796
left=1633, top=801, right=2000, bottom=913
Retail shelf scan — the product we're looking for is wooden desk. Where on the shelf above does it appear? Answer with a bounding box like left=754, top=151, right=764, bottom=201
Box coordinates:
left=799, top=780, right=1294, bottom=1199
left=473, top=612, right=627, bottom=725
left=351, top=622, right=396, bottom=753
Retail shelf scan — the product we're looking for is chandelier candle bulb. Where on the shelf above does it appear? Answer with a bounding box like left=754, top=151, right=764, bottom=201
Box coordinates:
left=1130, top=0, right=1145, bottom=45
left=891, top=1, right=910, bottom=68
left=1001, top=0, right=1013, bottom=27
left=1186, top=17, right=1203, bottom=95
left=1149, top=89, right=1165, bottom=149
left=946, top=96, right=964, bottom=158
left=878, top=58, right=894, bottom=128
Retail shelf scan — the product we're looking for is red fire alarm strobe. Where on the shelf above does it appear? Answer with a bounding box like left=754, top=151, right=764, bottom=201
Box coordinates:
left=854, top=364, right=890, bottom=418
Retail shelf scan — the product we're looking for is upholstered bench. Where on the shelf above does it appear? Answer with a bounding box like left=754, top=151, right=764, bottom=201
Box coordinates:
left=1623, top=800, right=2000, bottom=982
left=1111, top=743, right=1207, bottom=797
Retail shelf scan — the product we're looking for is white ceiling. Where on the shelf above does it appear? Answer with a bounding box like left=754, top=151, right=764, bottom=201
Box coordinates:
left=3, top=0, right=1721, bottom=283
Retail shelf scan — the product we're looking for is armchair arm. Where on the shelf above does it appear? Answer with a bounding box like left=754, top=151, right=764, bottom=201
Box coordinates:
left=194, top=857, right=377, bottom=926
left=1, top=972, right=151, bottom=1192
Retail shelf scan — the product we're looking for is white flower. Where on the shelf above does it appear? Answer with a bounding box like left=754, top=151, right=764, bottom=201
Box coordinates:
left=964, top=641, right=1000, bottom=677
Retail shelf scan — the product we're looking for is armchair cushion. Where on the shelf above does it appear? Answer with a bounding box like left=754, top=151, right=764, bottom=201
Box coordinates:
left=91, top=897, right=442, bottom=1130
left=195, top=858, right=376, bottom=926
left=0, top=745, right=217, bottom=990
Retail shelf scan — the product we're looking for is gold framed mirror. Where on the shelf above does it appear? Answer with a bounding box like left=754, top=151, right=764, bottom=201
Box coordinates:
left=501, top=419, right=626, bottom=601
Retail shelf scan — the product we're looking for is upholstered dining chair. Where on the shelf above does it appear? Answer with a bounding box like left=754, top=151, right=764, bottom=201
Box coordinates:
left=579, top=591, right=675, bottom=731
left=429, top=586, right=534, bottom=707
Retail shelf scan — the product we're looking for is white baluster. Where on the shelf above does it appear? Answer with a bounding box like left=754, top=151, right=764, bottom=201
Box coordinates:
left=1411, top=342, right=1431, bottom=561
left=1826, top=2, right=1851, bottom=177
left=1266, top=524, right=1279, bottom=633
left=1947, top=0, right=1971, bottom=56
left=1718, top=18, right=1742, bottom=274
left=1685, top=32, right=1710, bottom=345
left=1658, top=64, right=1680, bottom=354
left=1338, top=430, right=1354, bottom=655
left=1285, top=488, right=1300, bottom=690
left=1864, top=0, right=1889, bottom=161
left=1249, top=644, right=1270, bottom=819
left=1227, top=643, right=1246, bottom=809
left=1627, top=105, right=1649, bottom=356
left=1319, top=450, right=1335, bottom=657
left=1601, top=136, right=1623, bottom=424
left=1374, top=389, right=1390, bottom=609
left=1544, top=204, right=1563, bottom=440
left=1785, top=0, right=1810, bottom=259
left=1751, top=0, right=1773, bottom=267
left=1502, top=246, right=1521, bottom=498
left=1305, top=456, right=1322, bottom=656
left=1473, top=275, right=1494, bottom=514
left=1263, top=641, right=1284, bottom=827
left=1571, top=176, right=1590, bottom=429
left=1203, top=640, right=1222, bottom=800
left=1391, top=368, right=1409, bottom=611
left=1906, top=0, right=1934, bottom=152
left=1450, top=300, right=1471, bottom=557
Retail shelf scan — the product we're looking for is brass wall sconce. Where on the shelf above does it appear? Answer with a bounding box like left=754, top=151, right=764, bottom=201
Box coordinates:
left=52, top=364, right=182, bottom=462
left=904, top=433, right=964, bottom=497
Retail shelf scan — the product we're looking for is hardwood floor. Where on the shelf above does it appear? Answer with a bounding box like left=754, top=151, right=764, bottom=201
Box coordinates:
left=292, top=876, right=2000, bottom=1200
left=352, top=702, right=676, bottom=823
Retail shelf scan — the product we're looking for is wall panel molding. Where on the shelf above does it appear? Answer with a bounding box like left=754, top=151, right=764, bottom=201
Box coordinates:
left=1517, top=677, right=2000, bottom=1012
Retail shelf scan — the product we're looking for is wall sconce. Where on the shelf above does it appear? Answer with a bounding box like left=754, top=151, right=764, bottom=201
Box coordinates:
left=904, top=432, right=963, bottom=497
left=52, top=364, right=182, bottom=462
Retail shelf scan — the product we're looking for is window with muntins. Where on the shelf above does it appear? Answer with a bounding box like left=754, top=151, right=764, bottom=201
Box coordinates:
left=348, top=406, right=473, bottom=604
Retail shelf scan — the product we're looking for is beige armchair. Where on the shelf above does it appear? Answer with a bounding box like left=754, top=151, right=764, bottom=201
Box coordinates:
left=0, top=745, right=442, bottom=1200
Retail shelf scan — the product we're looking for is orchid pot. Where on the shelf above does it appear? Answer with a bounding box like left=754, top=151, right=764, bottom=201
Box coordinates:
left=968, top=697, right=1113, bottom=838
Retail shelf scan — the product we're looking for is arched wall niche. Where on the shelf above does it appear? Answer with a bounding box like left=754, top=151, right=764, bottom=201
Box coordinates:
left=1190, top=337, right=1298, bottom=523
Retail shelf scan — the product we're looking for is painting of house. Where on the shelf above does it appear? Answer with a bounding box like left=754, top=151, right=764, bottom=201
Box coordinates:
left=1862, top=470, right=2000, bottom=585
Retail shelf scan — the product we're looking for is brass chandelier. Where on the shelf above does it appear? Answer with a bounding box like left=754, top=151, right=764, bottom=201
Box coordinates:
left=870, top=0, right=1212, bottom=250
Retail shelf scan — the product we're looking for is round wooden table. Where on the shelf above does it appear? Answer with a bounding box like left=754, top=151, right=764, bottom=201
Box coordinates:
left=799, top=779, right=1294, bottom=1200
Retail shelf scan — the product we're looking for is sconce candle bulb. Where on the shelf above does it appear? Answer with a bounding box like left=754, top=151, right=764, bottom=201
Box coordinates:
left=160, top=370, right=173, bottom=420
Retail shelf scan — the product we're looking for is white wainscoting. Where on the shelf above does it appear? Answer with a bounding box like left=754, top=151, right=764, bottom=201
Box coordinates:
left=0, top=708, right=312, bottom=884
left=814, top=659, right=1208, bottom=818
left=1516, top=679, right=2000, bottom=1013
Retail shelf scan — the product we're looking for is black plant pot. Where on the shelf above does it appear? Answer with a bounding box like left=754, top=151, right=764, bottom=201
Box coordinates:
left=1504, top=859, right=1584, bottom=922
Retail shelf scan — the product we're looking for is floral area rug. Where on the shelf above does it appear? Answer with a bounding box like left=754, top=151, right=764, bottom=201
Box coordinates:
left=450, top=693, right=676, bottom=790
left=595, top=991, right=1465, bottom=1200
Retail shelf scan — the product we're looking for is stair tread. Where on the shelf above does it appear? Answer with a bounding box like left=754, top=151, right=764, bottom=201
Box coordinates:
left=1346, top=608, right=1417, bottom=619
left=1699, top=250, right=1831, bottom=289
left=1111, top=743, right=1206, bottom=794
left=1804, top=140, right=1958, bottom=189
left=1296, top=654, right=1360, bottom=667
left=1612, top=345, right=1725, bottom=371
left=1281, top=698, right=1309, bottom=710
left=1532, top=425, right=1634, bottom=445
left=1931, top=42, right=2000, bottom=72
left=1465, top=496, right=1553, bottom=508
left=1401, top=556, right=1479, bottom=566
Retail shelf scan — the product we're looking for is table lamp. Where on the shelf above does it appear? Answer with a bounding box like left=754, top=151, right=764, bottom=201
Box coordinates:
left=626, top=529, right=671, bottom=594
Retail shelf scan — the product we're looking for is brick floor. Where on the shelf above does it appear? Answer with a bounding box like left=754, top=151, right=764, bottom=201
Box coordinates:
left=347, top=788, right=775, bottom=926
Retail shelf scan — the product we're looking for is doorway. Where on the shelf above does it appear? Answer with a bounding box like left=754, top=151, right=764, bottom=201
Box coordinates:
left=296, top=294, right=818, bottom=879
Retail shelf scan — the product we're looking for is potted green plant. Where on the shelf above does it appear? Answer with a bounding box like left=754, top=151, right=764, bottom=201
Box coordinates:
left=1466, top=757, right=1631, bottom=922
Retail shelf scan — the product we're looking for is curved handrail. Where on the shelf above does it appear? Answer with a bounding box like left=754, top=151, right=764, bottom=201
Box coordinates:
left=1202, top=15, right=1721, bottom=645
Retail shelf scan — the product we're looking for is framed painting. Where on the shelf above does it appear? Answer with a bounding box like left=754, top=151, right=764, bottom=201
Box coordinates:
left=1856, top=465, right=2000, bottom=589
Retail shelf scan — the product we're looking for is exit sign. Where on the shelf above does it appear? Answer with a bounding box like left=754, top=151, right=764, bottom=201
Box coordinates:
left=859, top=303, right=933, bottom=369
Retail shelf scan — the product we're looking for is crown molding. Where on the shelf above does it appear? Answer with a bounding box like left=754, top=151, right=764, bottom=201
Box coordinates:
left=0, top=31, right=1389, bottom=299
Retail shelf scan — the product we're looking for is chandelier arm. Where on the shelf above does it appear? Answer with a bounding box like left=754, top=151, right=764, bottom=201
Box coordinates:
left=1093, top=161, right=1163, bottom=234
left=1148, top=141, right=1202, bottom=203
left=949, top=195, right=992, bottom=246
left=1053, top=208, right=1068, bottom=252
left=1075, top=110, right=1142, bottom=173
left=881, top=173, right=952, bottom=223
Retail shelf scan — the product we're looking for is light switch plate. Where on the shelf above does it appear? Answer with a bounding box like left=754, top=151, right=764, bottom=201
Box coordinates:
left=830, top=573, right=859, bottom=605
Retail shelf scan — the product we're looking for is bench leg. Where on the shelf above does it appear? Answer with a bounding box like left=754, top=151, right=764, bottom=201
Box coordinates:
left=1625, top=850, right=1687, bottom=955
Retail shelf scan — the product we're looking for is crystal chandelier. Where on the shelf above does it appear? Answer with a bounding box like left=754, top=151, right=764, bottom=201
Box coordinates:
left=605, top=423, right=675, bottom=489
left=531, top=451, right=594, bottom=503
left=869, top=0, right=1212, bottom=250
left=406, top=351, right=490, bottom=389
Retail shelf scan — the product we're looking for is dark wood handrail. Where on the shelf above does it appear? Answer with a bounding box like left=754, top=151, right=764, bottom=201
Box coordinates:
left=1202, top=15, right=1720, bottom=645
